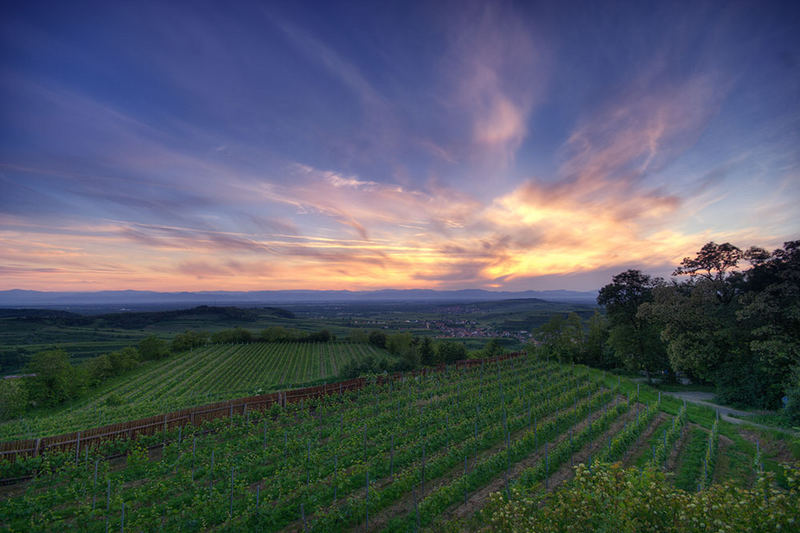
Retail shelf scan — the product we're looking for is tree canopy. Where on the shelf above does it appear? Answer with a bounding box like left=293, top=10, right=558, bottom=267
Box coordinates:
left=25, top=349, right=81, bottom=407
left=597, top=270, right=669, bottom=381
left=531, top=239, right=799, bottom=416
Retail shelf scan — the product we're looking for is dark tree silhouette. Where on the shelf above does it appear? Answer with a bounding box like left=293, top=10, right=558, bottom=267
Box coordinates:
left=598, top=270, right=668, bottom=382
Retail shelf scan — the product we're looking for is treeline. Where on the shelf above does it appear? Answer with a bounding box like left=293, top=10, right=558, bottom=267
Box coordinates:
left=0, top=334, right=193, bottom=419
left=0, top=347, right=140, bottom=419
left=0, top=305, right=293, bottom=330
left=530, top=311, right=617, bottom=369
left=170, top=326, right=336, bottom=347
left=89, top=305, right=280, bottom=328
left=0, top=306, right=295, bottom=372
left=338, top=330, right=500, bottom=378
left=0, top=326, right=336, bottom=420
left=534, top=240, right=799, bottom=421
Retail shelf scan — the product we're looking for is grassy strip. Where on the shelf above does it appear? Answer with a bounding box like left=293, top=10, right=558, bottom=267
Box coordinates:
left=648, top=404, right=687, bottom=468
left=673, top=427, right=708, bottom=491
left=730, top=412, right=797, bottom=430
left=633, top=420, right=669, bottom=468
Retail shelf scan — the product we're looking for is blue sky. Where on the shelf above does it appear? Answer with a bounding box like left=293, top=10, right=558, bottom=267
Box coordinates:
left=1, top=0, right=798, bottom=291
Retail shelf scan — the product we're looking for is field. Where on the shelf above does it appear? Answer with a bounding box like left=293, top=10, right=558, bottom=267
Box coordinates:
left=0, top=342, right=392, bottom=441
left=1, top=356, right=793, bottom=532
left=0, top=299, right=593, bottom=374
left=0, top=306, right=325, bottom=372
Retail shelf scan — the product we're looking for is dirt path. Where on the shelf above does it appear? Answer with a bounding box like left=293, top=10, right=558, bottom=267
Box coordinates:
left=712, top=435, right=745, bottom=485
left=664, top=423, right=690, bottom=472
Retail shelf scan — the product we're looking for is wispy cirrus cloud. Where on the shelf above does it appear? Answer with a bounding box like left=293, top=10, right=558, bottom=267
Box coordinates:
left=176, top=260, right=273, bottom=278
left=440, top=2, right=551, bottom=168
left=560, top=73, right=724, bottom=182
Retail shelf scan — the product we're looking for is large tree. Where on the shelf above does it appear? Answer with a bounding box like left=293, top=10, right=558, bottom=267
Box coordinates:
left=584, top=310, right=618, bottom=369
left=437, top=341, right=467, bottom=364
left=419, top=337, right=435, bottom=366
left=598, top=270, right=668, bottom=381
left=138, top=335, right=170, bottom=360
left=534, top=311, right=618, bottom=368
left=642, top=242, right=750, bottom=398
left=0, top=378, right=28, bottom=420
left=386, top=332, right=420, bottom=369
left=534, top=312, right=583, bottom=364
left=108, top=347, right=140, bottom=375
left=640, top=280, right=744, bottom=386
left=674, top=241, right=744, bottom=282
left=673, top=241, right=745, bottom=303
left=737, top=241, right=800, bottom=408
left=642, top=240, right=797, bottom=408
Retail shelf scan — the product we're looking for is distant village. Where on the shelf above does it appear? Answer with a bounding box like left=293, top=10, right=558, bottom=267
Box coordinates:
left=349, top=317, right=532, bottom=343
left=423, top=319, right=533, bottom=342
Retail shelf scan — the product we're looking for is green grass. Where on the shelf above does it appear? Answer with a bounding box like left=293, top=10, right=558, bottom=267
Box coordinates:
left=0, top=341, right=394, bottom=441
left=673, top=427, right=709, bottom=491
left=732, top=411, right=797, bottom=430
left=714, top=439, right=752, bottom=486
left=587, top=367, right=798, bottom=485
left=633, top=419, right=670, bottom=467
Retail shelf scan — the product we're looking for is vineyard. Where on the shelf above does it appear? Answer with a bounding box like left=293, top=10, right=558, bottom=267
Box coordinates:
left=2, top=355, right=791, bottom=532
left=0, top=342, right=391, bottom=441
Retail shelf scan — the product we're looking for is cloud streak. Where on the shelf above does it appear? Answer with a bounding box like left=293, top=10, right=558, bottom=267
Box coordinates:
left=440, top=2, right=551, bottom=168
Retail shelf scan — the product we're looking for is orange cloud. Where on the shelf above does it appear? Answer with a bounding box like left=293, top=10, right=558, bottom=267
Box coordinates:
left=0, top=75, right=781, bottom=292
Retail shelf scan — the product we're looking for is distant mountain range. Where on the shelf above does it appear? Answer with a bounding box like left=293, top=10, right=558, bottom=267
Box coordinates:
left=0, top=288, right=598, bottom=308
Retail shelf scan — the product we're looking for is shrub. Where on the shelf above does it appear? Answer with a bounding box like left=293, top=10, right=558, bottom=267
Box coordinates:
left=482, top=462, right=799, bottom=532
left=25, top=349, right=81, bottom=406
left=437, top=340, right=467, bottom=364
left=104, top=393, right=124, bottom=406
left=138, top=335, right=170, bottom=360
left=0, top=378, right=28, bottom=419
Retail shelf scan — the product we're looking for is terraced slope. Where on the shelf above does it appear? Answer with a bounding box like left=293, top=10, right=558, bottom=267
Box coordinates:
left=0, top=342, right=391, bottom=441
left=0, top=358, right=594, bottom=531
left=1, top=357, right=794, bottom=533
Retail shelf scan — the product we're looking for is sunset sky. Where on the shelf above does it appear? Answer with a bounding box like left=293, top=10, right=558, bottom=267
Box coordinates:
left=1, top=1, right=798, bottom=291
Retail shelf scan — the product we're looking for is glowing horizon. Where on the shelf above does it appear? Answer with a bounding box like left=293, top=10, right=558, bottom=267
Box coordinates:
left=1, top=2, right=798, bottom=292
